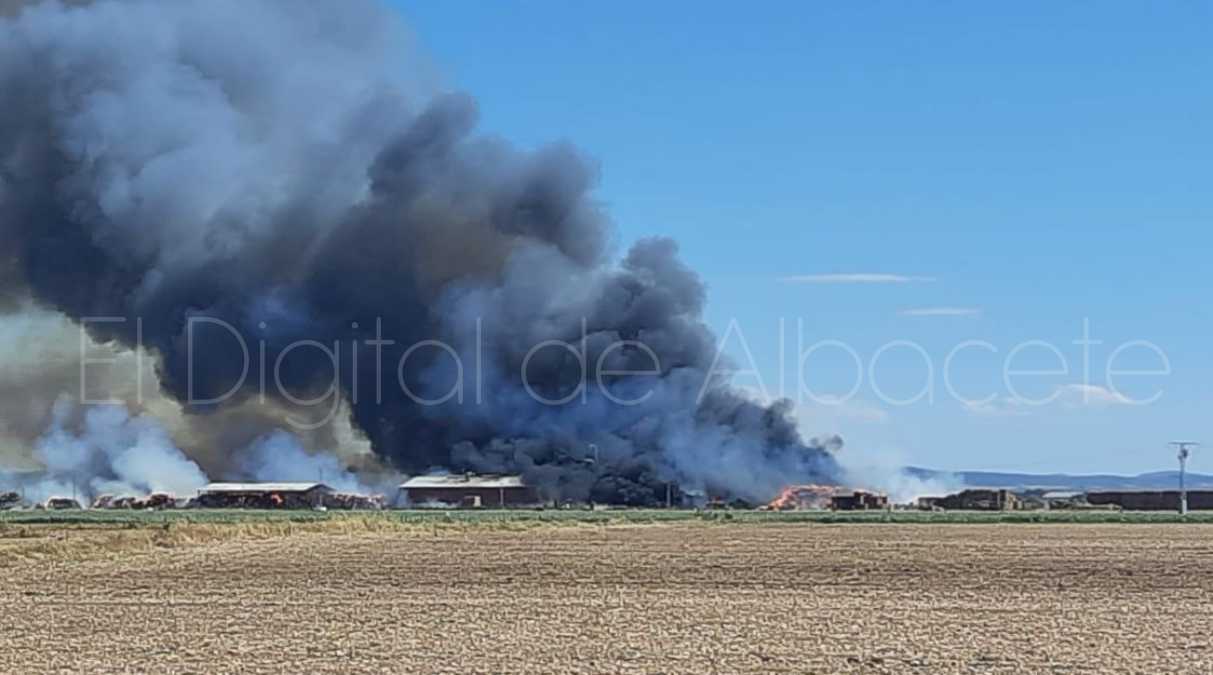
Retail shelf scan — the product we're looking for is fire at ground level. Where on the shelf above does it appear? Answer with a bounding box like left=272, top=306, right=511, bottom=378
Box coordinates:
left=1, top=522, right=1210, bottom=673
left=4, top=476, right=1212, bottom=514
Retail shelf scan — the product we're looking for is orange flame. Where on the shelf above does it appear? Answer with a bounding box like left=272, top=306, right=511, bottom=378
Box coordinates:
left=763, top=484, right=837, bottom=511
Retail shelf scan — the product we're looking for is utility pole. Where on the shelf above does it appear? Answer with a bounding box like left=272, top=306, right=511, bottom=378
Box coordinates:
left=1171, top=442, right=1199, bottom=515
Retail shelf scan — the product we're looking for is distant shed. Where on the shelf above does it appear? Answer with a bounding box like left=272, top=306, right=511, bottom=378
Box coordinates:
left=920, top=489, right=1019, bottom=511
left=830, top=490, right=888, bottom=511
left=400, top=474, right=538, bottom=508
left=197, top=482, right=333, bottom=509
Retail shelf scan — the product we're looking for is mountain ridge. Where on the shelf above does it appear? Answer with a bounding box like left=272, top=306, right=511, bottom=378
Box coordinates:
left=904, top=467, right=1213, bottom=491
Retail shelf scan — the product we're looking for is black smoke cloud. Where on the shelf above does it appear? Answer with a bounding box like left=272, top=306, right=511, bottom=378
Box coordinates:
left=0, top=0, right=838, bottom=503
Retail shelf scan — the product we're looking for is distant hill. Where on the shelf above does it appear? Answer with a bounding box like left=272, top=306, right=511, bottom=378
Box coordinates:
left=903, top=467, right=1213, bottom=492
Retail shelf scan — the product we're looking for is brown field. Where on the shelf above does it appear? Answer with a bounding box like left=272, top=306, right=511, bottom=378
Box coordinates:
left=2, top=521, right=1212, bottom=673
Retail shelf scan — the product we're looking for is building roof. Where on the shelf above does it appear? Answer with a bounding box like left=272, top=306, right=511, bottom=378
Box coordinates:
left=832, top=491, right=886, bottom=499
left=400, top=474, right=527, bottom=489
left=200, top=482, right=332, bottom=494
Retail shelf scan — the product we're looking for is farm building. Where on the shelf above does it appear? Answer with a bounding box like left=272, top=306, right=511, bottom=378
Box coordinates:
left=682, top=489, right=709, bottom=509
left=830, top=490, right=889, bottom=511
left=919, top=489, right=1020, bottom=511
left=399, top=474, right=539, bottom=507
left=197, top=482, right=334, bottom=509
left=1086, top=490, right=1213, bottom=511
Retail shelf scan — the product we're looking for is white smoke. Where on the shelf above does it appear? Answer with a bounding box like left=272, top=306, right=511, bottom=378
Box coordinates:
left=835, top=448, right=962, bottom=504
left=241, top=429, right=386, bottom=495
left=27, top=397, right=209, bottom=503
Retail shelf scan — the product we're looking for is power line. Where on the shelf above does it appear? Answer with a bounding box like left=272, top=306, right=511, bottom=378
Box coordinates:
left=1170, top=441, right=1199, bottom=515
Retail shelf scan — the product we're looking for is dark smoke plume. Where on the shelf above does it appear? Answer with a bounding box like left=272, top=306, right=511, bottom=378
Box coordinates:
left=0, top=0, right=838, bottom=503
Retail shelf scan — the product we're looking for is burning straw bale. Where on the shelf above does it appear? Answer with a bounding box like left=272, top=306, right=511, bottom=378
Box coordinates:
left=41, top=497, right=82, bottom=510
left=761, top=485, right=837, bottom=511
left=195, top=483, right=343, bottom=509
left=321, top=492, right=386, bottom=511
left=141, top=493, right=178, bottom=510
left=761, top=485, right=888, bottom=511
left=91, top=494, right=117, bottom=509
left=0, top=491, right=23, bottom=510
left=91, top=493, right=183, bottom=510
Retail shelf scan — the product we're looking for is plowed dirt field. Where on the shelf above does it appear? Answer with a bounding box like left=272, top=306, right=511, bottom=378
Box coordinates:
left=2, top=522, right=1211, bottom=673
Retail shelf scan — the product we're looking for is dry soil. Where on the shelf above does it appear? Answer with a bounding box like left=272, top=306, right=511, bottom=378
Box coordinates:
left=2, top=522, right=1211, bottom=673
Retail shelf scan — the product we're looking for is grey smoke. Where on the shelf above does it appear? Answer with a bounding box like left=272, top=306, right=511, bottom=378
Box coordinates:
left=0, top=0, right=838, bottom=503
left=0, top=302, right=390, bottom=488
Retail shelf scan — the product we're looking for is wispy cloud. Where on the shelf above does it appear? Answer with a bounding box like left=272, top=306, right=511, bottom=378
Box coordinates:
left=898, top=307, right=982, bottom=317
left=963, top=384, right=1133, bottom=417
left=778, top=273, right=936, bottom=285
left=962, top=397, right=1030, bottom=418
left=809, top=396, right=891, bottom=425
left=1055, top=384, right=1132, bottom=408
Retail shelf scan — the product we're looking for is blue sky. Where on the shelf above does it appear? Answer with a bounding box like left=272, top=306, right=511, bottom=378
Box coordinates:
left=390, top=1, right=1212, bottom=474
